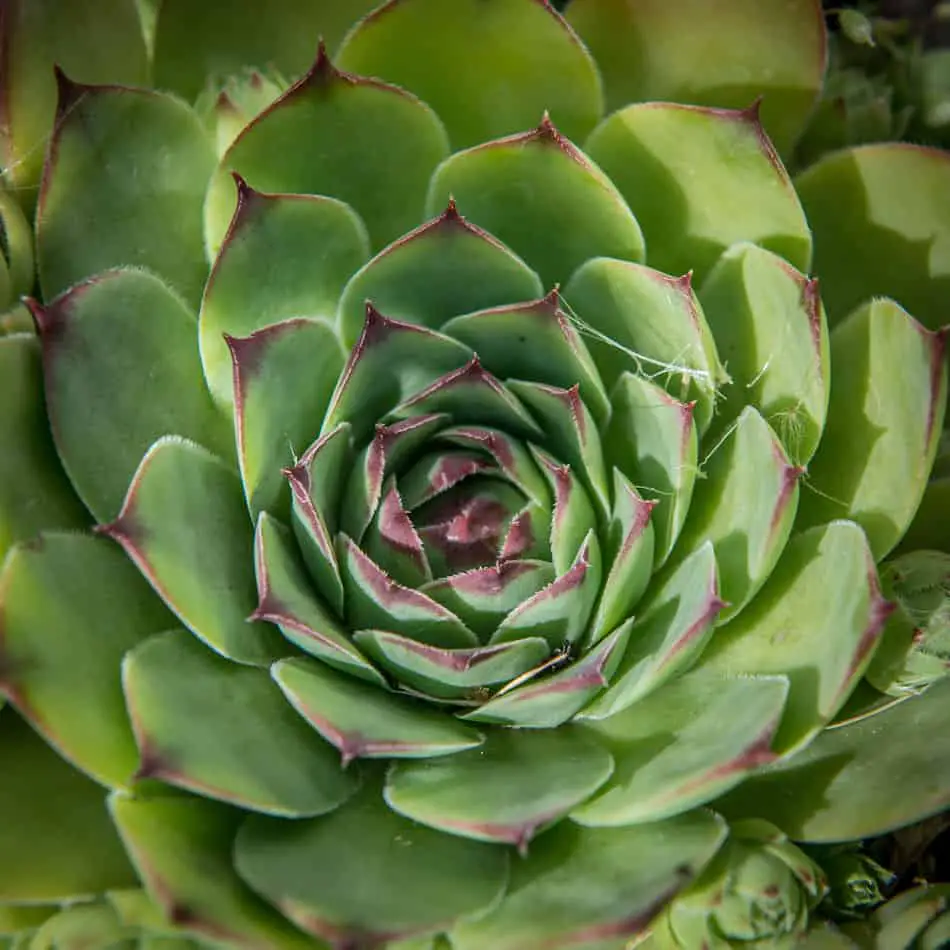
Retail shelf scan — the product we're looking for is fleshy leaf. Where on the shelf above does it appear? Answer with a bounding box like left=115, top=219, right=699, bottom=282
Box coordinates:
left=110, top=792, right=316, bottom=950
left=353, top=629, right=550, bottom=701
left=573, top=671, right=788, bottom=826
left=438, top=426, right=551, bottom=508
left=204, top=47, right=450, bottom=255
left=715, top=677, right=950, bottom=842
left=0, top=0, right=148, bottom=197
left=389, top=357, right=543, bottom=442
left=0, top=186, right=34, bottom=304
left=426, top=117, right=645, bottom=290
left=236, top=779, right=507, bottom=947
left=588, top=471, right=656, bottom=644
left=321, top=306, right=472, bottom=442
left=673, top=407, right=803, bottom=622
left=421, top=561, right=556, bottom=642
left=284, top=424, right=353, bottom=614
left=32, top=269, right=230, bottom=523
left=150, top=1, right=378, bottom=101
left=508, top=380, right=610, bottom=517
left=229, top=319, right=344, bottom=520
left=362, top=478, right=431, bottom=588
left=699, top=521, right=892, bottom=753
left=442, top=290, right=611, bottom=427
left=531, top=449, right=596, bottom=576
left=491, top=531, right=602, bottom=649
left=386, top=727, right=613, bottom=850
left=795, top=144, right=950, bottom=330
left=566, top=0, right=826, bottom=155
left=123, top=629, right=358, bottom=816
left=605, top=372, right=698, bottom=566
left=100, top=437, right=288, bottom=665
left=338, top=0, right=602, bottom=148
left=339, top=535, right=478, bottom=649
left=585, top=102, right=811, bottom=282
left=796, top=299, right=947, bottom=560
left=37, top=78, right=215, bottom=306
left=25, top=900, right=130, bottom=949
left=201, top=180, right=367, bottom=407
left=273, top=656, right=483, bottom=763
left=898, top=476, right=950, bottom=555
left=340, top=415, right=452, bottom=543
left=252, top=513, right=384, bottom=686
left=563, top=259, right=724, bottom=434
left=581, top=542, right=723, bottom=720
left=451, top=811, right=727, bottom=950
left=0, top=710, right=137, bottom=901
left=463, top=620, right=631, bottom=729
left=337, top=200, right=543, bottom=349
left=0, top=335, right=88, bottom=559
left=698, top=242, right=829, bottom=464
left=0, top=533, right=172, bottom=787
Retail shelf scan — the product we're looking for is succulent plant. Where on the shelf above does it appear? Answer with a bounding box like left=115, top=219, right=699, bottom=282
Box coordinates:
left=2, top=1, right=950, bottom=949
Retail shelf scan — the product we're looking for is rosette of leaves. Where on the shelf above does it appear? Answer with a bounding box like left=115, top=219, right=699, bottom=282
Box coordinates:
left=2, top=2, right=950, bottom=949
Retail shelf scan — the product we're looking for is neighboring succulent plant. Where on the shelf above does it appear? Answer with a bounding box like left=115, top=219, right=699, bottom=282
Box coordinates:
left=2, top=2, right=950, bottom=949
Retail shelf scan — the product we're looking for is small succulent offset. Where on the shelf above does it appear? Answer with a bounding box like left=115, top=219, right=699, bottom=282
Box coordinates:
left=1, top=1, right=950, bottom=949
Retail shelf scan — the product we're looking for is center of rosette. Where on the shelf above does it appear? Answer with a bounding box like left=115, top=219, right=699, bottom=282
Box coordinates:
left=259, top=296, right=650, bottom=721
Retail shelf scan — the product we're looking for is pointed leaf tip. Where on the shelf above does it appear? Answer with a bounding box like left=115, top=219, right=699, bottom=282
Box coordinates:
left=52, top=64, right=87, bottom=117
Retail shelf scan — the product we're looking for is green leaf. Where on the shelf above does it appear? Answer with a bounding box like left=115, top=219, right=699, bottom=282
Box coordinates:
left=284, top=424, right=353, bottom=615
left=698, top=521, right=892, bottom=753
left=0, top=0, right=147, bottom=198
left=151, top=0, right=379, bottom=101
left=463, top=621, right=631, bottom=729
left=445, top=289, right=610, bottom=428
left=352, top=629, right=550, bottom=701
left=37, top=78, right=215, bottom=307
left=235, top=780, right=508, bottom=945
left=389, top=358, right=542, bottom=443
left=715, top=677, right=950, bottom=842
left=0, top=187, right=34, bottom=304
left=204, top=48, right=449, bottom=256
left=229, top=319, right=344, bottom=521
left=581, top=542, right=724, bottom=720
left=100, top=437, right=288, bottom=665
left=123, top=629, right=358, bottom=816
left=339, top=536, right=478, bottom=649
left=794, top=144, right=950, bottom=330
left=0, top=336, right=88, bottom=560
left=451, top=811, right=727, bottom=950
left=110, top=792, right=316, bottom=950
left=605, top=372, right=698, bottom=566
left=0, top=710, right=137, bottom=902
left=566, top=0, right=825, bottom=155
left=386, top=727, right=613, bottom=850
left=700, top=243, right=830, bottom=465
left=585, top=102, right=811, bottom=282
left=426, top=117, right=645, bottom=290
left=796, top=300, right=947, bottom=561
left=200, top=180, right=367, bottom=408
left=898, top=476, right=950, bottom=555
left=674, top=407, right=802, bottom=622
left=563, top=259, right=724, bottom=434
left=252, top=513, right=384, bottom=686
left=32, top=269, right=230, bottom=524
left=273, top=656, right=483, bottom=762
left=422, top=562, right=556, bottom=644
left=27, top=901, right=131, bottom=950
left=573, top=671, right=788, bottom=825
left=491, top=531, right=602, bottom=649
left=337, top=0, right=603, bottom=149
left=0, top=533, right=171, bottom=787
left=588, top=471, right=656, bottom=644
left=321, top=307, right=472, bottom=442
left=337, top=200, right=543, bottom=350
